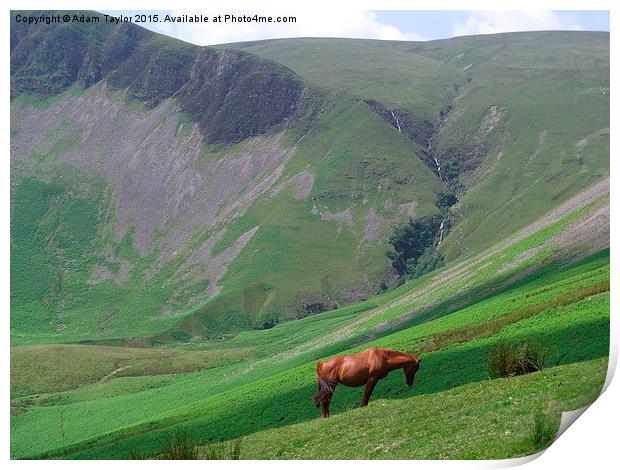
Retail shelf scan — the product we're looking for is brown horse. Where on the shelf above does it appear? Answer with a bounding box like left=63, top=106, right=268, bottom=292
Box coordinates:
left=314, top=347, right=421, bottom=417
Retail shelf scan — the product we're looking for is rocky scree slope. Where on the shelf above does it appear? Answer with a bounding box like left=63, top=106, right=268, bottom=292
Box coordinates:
left=11, top=13, right=442, bottom=342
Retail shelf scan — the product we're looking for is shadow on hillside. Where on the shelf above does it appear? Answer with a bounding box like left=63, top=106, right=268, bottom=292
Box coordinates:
left=58, top=313, right=608, bottom=459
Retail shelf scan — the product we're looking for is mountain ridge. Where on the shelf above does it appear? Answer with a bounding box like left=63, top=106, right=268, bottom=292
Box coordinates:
left=11, top=10, right=306, bottom=145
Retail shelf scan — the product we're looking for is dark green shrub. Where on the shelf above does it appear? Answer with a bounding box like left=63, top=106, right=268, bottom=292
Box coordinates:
left=442, top=159, right=461, bottom=180
left=388, top=215, right=442, bottom=276
left=436, top=191, right=458, bottom=210
left=487, top=341, right=548, bottom=378
left=408, top=247, right=444, bottom=279
left=253, top=311, right=280, bottom=330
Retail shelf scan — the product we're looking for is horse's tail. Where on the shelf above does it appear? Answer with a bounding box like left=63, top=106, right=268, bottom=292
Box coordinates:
left=314, top=360, right=335, bottom=408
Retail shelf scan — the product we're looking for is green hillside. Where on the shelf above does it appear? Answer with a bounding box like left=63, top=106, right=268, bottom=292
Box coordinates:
left=231, top=33, right=609, bottom=259
left=10, top=189, right=610, bottom=458
left=10, top=14, right=609, bottom=460
left=223, top=357, right=607, bottom=459
left=11, top=21, right=609, bottom=341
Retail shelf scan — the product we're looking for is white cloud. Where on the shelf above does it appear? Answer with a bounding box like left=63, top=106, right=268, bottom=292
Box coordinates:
left=146, top=10, right=425, bottom=46
left=453, top=11, right=583, bottom=37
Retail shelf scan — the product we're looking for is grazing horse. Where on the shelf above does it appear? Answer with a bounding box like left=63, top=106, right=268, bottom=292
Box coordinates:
left=314, top=347, right=421, bottom=417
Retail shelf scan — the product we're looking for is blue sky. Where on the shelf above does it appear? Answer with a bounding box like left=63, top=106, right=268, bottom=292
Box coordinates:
left=106, top=10, right=610, bottom=46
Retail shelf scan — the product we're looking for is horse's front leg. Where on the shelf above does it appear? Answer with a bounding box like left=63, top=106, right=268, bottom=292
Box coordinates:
left=360, top=377, right=378, bottom=407
left=322, top=394, right=332, bottom=417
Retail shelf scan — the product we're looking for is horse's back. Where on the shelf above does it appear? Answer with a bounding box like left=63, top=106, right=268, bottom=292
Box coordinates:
left=317, top=348, right=388, bottom=386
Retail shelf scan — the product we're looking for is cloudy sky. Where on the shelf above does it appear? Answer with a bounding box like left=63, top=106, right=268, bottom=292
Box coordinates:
left=102, top=10, right=610, bottom=46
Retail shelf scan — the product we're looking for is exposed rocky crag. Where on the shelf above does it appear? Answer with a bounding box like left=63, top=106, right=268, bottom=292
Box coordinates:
left=11, top=12, right=304, bottom=145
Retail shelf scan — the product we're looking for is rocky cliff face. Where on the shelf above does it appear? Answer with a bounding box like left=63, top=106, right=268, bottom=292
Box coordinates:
left=178, top=48, right=302, bottom=144
left=10, top=11, right=303, bottom=145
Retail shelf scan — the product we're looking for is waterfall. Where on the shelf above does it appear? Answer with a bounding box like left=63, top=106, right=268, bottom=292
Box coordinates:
left=390, top=110, right=402, bottom=132
left=438, top=221, right=445, bottom=245
left=432, top=155, right=441, bottom=177
left=425, top=137, right=442, bottom=179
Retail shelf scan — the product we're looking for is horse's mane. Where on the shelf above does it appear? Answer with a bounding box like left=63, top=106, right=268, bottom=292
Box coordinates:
left=382, top=349, right=406, bottom=358
left=381, top=348, right=417, bottom=361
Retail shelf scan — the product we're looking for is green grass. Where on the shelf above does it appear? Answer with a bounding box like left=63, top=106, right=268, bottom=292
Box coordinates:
left=9, top=176, right=184, bottom=343
left=226, top=358, right=606, bottom=459
left=11, top=344, right=253, bottom=397
left=9, top=248, right=609, bottom=459
left=226, top=38, right=462, bottom=121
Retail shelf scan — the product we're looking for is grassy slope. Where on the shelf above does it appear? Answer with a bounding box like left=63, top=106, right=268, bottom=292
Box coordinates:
left=9, top=169, right=192, bottom=344
left=16, top=289, right=608, bottom=459
left=12, top=35, right=457, bottom=343
left=10, top=82, right=444, bottom=344
left=410, top=32, right=610, bottom=259
left=10, top=242, right=609, bottom=458
left=181, top=95, right=443, bottom=330
left=231, top=357, right=607, bottom=459
left=223, top=38, right=461, bottom=120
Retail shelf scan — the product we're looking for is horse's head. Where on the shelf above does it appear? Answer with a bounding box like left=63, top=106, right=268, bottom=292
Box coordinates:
left=404, top=357, right=421, bottom=387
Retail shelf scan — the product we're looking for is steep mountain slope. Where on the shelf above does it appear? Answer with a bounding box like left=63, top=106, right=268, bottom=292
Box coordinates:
left=11, top=14, right=445, bottom=343
left=231, top=32, right=610, bottom=259
left=11, top=16, right=609, bottom=344
left=10, top=191, right=609, bottom=457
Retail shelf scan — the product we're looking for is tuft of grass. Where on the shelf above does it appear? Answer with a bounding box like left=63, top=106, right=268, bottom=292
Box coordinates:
left=157, top=433, right=199, bottom=460
left=129, top=449, right=147, bottom=460
left=199, top=439, right=243, bottom=460
left=131, top=435, right=243, bottom=460
left=532, top=406, right=560, bottom=450
left=488, top=342, right=549, bottom=379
